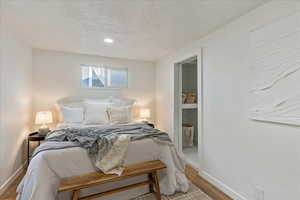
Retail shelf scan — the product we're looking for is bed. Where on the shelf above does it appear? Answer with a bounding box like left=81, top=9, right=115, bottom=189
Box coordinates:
left=17, top=97, right=189, bottom=200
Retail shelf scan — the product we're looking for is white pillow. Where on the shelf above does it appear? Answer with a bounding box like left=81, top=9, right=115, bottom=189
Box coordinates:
left=111, top=98, right=135, bottom=107
left=60, top=106, right=84, bottom=123
left=84, top=98, right=111, bottom=104
left=108, top=105, right=132, bottom=124
left=84, top=102, right=110, bottom=124
left=85, top=98, right=135, bottom=107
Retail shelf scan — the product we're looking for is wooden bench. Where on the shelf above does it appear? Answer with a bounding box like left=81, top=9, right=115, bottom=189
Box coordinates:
left=58, top=160, right=166, bottom=200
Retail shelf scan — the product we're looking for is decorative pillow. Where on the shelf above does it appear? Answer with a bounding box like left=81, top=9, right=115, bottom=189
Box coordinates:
left=84, top=102, right=110, bottom=124
left=111, top=98, right=135, bottom=107
left=84, top=98, right=111, bottom=104
left=108, top=105, right=132, bottom=124
left=60, top=106, right=84, bottom=123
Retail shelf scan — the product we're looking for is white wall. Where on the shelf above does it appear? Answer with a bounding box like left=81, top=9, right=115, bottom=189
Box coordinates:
left=0, top=0, right=4, bottom=190
left=0, top=0, right=33, bottom=193
left=156, top=1, right=300, bottom=200
left=32, top=49, right=156, bottom=124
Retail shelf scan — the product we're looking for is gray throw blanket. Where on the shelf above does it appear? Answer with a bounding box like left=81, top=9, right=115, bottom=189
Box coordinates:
left=32, top=123, right=172, bottom=173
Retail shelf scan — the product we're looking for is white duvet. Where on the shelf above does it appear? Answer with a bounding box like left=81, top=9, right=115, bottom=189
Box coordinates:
left=17, top=125, right=189, bottom=200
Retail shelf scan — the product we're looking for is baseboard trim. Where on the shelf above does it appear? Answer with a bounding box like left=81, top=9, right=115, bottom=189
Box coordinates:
left=0, top=162, right=26, bottom=196
left=200, top=170, right=248, bottom=200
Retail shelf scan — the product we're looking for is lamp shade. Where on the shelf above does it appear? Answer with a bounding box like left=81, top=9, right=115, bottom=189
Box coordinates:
left=35, top=111, right=53, bottom=125
left=140, top=108, right=150, bottom=119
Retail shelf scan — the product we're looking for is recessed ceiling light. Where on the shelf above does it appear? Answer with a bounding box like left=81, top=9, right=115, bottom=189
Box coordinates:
left=104, top=38, right=114, bottom=44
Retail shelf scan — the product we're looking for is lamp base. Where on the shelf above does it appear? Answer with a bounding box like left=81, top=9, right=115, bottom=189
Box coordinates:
left=38, top=126, right=50, bottom=136
left=141, top=119, right=149, bottom=123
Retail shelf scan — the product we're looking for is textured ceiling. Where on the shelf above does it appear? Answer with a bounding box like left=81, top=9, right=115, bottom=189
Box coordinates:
left=4, top=0, right=266, bottom=61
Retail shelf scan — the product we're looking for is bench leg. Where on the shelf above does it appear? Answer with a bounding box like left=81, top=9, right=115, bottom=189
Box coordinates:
left=152, top=171, right=161, bottom=200
left=148, top=174, right=154, bottom=193
left=72, top=190, right=79, bottom=200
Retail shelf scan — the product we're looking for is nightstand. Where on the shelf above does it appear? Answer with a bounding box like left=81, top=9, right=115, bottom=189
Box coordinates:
left=27, top=132, right=46, bottom=166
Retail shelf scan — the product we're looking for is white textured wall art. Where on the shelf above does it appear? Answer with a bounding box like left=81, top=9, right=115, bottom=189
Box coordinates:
left=250, top=12, right=300, bottom=125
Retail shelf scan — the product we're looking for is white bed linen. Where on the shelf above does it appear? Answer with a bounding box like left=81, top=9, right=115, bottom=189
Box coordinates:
left=17, top=124, right=189, bottom=200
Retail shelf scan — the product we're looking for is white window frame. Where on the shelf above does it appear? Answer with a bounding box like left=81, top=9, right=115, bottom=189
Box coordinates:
left=80, top=64, right=128, bottom=89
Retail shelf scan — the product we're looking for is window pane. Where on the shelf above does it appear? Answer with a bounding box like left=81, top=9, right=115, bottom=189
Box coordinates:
left=91, top=67, right=105, bottom=87
left=81, top=65, right=106, bottom=88
left=107, top=68, right=128, bottom=87
left=81, top=66, right=92, bottom=88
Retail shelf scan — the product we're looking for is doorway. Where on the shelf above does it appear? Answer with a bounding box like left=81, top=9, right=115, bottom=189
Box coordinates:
left=174, top=53, right=202, bottom=167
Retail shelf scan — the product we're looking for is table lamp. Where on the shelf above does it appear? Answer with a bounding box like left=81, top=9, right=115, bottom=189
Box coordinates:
left=140, top=108, right=150, bottom=123
left=35, top=111, right=53, bottom=135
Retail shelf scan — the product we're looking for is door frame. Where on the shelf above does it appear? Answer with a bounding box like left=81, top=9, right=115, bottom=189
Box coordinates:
left=172, top=48, right=203, bottom=170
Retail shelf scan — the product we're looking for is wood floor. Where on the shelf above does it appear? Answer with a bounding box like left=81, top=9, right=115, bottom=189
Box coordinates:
left=185, top=165, right=232, bottom=200
left=0, top=170, right=26, bottom=200
left=0, top=165, right=232, bottom=200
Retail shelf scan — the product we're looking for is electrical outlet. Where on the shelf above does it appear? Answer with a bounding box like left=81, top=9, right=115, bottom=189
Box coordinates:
left=255, top=186, right=264, bottom=200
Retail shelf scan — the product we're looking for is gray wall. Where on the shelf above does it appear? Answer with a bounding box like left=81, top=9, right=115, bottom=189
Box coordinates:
left=182, top=62, right=198, bottom=146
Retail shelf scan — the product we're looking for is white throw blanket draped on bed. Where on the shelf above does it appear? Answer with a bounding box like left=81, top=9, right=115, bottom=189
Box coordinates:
left=17, top=137, right=189, bottom=200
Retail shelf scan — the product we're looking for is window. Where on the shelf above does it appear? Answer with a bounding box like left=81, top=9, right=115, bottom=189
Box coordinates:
left=81, top=65, right=128, bottom=88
